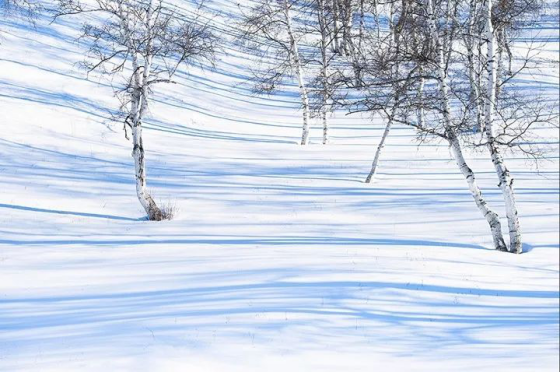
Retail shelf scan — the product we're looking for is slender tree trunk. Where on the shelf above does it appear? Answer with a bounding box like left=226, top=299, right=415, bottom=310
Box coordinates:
left=131, top=106, right=160, bottom=220
left=466, top=0, right=483, bottom=131
left=503, top=29, right=513, bottom=75
left=426, top=0, right=508, bottom=250
left=318, top=0, right=330, bottom=144
left=477, top=13, right=486, bottom=133
left=129, top=11, right=162, bottom=220
left=417, top=66, right=425, bottom=128
left=373, top=0, right=381, bottom=42
left=486, top=137, right=522, bottom=253
left=388, top=2, right=395, bottom=49
left=332, top=0, right=341, bottom=53
left=130, top=84, right=160, bottom=219
left=366, top=2, right=397, bottom=182
left=341, top=0, right=353, bottom=56
left=484, top=0, right=522, bottom=253
left=427, top=0, right=452, bottom=132
left=358, top=0, right=365, bottom=50
left=322, top=111, right=329, bottom=145
left=282, top=0, right=311, bottom=145
left=449, top=135, right=507, bottom=250
left=411, top=2, right=423, bottom=125
left=495, top=28, right=505, bottom=98
left=365, top=117, right=392, bottom=183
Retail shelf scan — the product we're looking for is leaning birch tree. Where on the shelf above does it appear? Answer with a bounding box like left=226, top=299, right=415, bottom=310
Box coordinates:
left=480, top=0, right=527, bottom=253
left=342, top=0, right=510, bottom=250
left=340, top=0, right=400, bottom=183
left=55, top=0, right=216, bottom=220
left=364, top=1, right=398, bottom=184
left=424, top=0, right=509, bottom=251
left=329, top=0, right=554, bottom=251
left=464, top=0, right=550, bottom=253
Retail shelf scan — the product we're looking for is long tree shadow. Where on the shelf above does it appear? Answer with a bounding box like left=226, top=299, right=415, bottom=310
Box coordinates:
left=0, top=203, right=140, bottom=222
left=0, top=235, right=491, bottom=251
left=1, top=270, right=557, bottom=358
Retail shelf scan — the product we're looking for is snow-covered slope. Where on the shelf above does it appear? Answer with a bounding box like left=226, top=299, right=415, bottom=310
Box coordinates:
left=0, top=1, right=558, bottom=371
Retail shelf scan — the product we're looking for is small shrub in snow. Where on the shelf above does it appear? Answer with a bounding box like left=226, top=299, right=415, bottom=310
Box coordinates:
left=148, top=200, right=177, bottom=221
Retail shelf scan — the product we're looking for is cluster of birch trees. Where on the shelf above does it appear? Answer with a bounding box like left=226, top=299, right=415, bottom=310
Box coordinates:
left=240, top=0, right=557, bottom=254
left=2, top=0, right=557, bottom=253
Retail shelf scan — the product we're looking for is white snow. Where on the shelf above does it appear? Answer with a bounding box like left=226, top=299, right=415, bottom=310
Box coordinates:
left=0, top=1, right=558, bottom=371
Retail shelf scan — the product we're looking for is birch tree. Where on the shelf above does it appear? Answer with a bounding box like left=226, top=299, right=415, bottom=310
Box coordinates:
left=364, top=3, right=398, bottom=184
left=469, top=0, right=550, bottom=253
left=311, top=0, right=334, bottom=144
left=344, top=0, right=399, bottom=183
left=422, top=0, right=509, bottom=250
left=317, top=0, right=332, bottom=144
left=338, top=0, right=353, bottom=56
left=342, top=0, right=510, bottom=250
left=331, top=0, right=342, bottom=53
left=239, top=0, right=312, bottom=145
left=55, top=0, right=216, bottom=220
left=307, top=0, right=344, bottom=144
left=320, top=0, right=555, bottom=251
left=481, top=0, right=519, bottom=253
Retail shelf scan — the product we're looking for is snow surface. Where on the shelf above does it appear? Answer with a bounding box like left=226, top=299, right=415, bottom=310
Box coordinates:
left=0, top=1, right=558, bottom=371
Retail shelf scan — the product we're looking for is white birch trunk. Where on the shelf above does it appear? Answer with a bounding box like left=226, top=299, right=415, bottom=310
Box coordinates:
left=449, top=135, right=507, bottom=250
left=282, top=0, right=311, bottom=145
left=388, top=3, right=395, bottom=49
left=131, top=103, right=160, bottom=219
left=477, top=14, right=486, bottom=133
left=322, top=111, right=329, bottom=145
left=484, top=0, right=522, bottom=253
left=318, top=0, right=330, bottom=144
left=427, top=0, right=508, bottom=250
left=341, top=0, right=353, bottom=56
left=129, top=3, right=162, bottom=220
left=427, top=0, right=452, bottom=129
left=373, top=0, right=381, bottom=42
left=365, top=118, right=392, bottom=183
left=130, top=72, right=160, bottom=219
left=366, top=4, right=397, bottom=182
left=466, top=0, right=483, bottom=131
left=358, top=0, right=365, bottom=50
left=413, top=4, right=425, bottom=129
left=495, top=28, right=505, bottom=98
left=417, top=67, right=425, bottom=128
left=332, top=0, right=341, bottom=53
